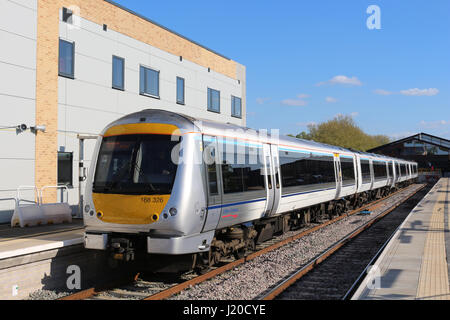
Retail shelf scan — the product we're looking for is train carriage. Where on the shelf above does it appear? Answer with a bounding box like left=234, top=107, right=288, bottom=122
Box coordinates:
left=83, top=110, right=418, bottom=268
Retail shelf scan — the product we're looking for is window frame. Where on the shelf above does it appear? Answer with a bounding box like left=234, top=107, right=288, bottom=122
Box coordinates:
left=112, top=55, right=125, bottom=91
left=231, top=95, right=242, bottom=119
left=58, top=38, right=75, bottom=79
left=207, top=88, right=221, bottom=113
left=176, top=76, right=185, bottom=105
left=139, top=65, right=160, bottom=99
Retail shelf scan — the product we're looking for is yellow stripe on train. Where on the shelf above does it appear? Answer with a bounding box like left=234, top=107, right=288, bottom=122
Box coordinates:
left=104, top=123, right=180, bottom=137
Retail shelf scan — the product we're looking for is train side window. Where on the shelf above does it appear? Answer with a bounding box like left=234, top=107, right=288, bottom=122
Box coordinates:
left=221, top=139, right=264, bottom=194
left=373, top=161, right=388, bottom=181
left=279, top=151, right=335, bottom=194
left=388, top=162, right=393, bottom=178
left=360, top=160, right=371, bottom=184
left=204, top=137, right=218, bottom=196
left=340, top=157, right=355, bottom=186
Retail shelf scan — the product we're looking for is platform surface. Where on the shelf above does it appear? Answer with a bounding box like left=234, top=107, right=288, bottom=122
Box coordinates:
left=354, top=178, right=450, bottom=300
left=0, top=220, right=84, bottom=260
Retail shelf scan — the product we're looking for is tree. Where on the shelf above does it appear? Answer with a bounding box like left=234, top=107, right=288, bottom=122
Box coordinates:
left=291, top=114, right=390, bottom=151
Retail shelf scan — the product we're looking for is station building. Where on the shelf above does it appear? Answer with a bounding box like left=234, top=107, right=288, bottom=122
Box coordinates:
left=0, top=0, right=246, bottom=223
left=368, top=133, right=450, bottom=178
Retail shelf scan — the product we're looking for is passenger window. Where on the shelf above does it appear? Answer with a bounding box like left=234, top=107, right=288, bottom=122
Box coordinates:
left=220, top=139, right=265, bottom=194
left=204, top=137, right=218, bottom=196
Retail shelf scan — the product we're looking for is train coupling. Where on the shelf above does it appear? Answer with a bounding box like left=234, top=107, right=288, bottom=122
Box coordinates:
left=110, top=238, right=135, bottom=262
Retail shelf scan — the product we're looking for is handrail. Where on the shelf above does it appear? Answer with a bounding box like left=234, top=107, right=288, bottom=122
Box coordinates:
left=16, top=186, right=39, bottom=205
left=39, top=185, right=69, bottom=205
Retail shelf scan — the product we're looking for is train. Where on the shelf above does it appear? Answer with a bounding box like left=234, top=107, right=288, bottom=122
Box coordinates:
left=83, top=109, right=418, bottom=270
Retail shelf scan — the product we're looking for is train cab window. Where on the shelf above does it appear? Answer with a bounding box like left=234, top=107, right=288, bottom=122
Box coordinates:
left=220, top=140, right=264, bottom=194
left=279, top=151, right=335, bottom=194
left=361, top=160, right=371, bottom=184
left=93, top=134, right=180, bottom=195
left=340, top=157, right=355, bottom=186
left=373, top=161, right=388, bottom=180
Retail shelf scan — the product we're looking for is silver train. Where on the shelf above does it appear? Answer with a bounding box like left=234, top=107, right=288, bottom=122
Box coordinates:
left=83, top=110, right=418, bottom=267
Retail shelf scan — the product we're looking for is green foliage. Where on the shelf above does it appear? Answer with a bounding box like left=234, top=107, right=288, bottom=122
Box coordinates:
left=292, top=114, right=390, bottom=151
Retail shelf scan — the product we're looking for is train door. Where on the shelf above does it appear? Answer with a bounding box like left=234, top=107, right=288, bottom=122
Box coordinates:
left=269, top=144, right=281, bottom=215
left=334, top=154, right=342, bottom=199
left=262, top=144, right=274, bottom=215
left=201, top=135, right=223, bottom=232
left=355, top=154, right=362, bottom=191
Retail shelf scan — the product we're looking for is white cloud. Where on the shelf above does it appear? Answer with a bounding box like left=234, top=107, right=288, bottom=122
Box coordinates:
left=317, top=75, right=362, bottom=87
left=400, top=88, right=439, bottom=96
left=296, top=121, right=317, bottom=127
left=256, top=97, right=270, bottom=105
left=350, top=112, right=359, bottom=118
left=281, top=94, right=309, bottom=107
left=281, top=99, right=308, bottom=107
left=374, top=89, right=394, bottom=95
left=325, top=97, right=338, bottom=103
left=420, top=120, right=448, bottom=129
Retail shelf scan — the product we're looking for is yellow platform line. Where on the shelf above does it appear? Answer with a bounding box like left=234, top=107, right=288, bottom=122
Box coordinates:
left=416, top=178, right=450, bottom=300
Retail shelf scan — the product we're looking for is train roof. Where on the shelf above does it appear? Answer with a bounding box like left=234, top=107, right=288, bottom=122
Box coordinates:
left=106, top=109, right=417, bottom=164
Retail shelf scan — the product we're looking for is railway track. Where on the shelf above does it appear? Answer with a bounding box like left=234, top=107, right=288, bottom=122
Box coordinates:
left=60, top=184, right=425, bottom=301
left=260, top=184, right=430, bottom=300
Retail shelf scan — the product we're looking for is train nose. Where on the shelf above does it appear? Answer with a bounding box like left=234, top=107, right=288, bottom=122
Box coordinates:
left=92, top=194, right=170, bottom=225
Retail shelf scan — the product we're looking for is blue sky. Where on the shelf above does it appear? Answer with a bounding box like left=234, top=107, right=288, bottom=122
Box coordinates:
left=114, top=0, right=450, bottom=139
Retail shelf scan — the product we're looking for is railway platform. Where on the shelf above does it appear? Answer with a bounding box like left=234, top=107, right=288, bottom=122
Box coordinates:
left=0, top=220, right=93, bottom=300
left=353, top=178, right=450, bottom=300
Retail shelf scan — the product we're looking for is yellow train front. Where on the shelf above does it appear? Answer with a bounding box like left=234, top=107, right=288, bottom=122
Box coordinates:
left=83, top=109, right=214, bottom=263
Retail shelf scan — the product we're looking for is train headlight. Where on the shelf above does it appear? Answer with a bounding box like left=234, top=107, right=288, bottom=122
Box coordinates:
left=84, top=205, right=90, bottom=213
left=169, top=207, right=178, bottom=216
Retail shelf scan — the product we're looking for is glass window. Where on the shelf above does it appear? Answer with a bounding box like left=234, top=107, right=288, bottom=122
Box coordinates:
left=140, top=66, right=159, bottom=97
left=203, top=137, right=218, bottom=195
left=176, top=77, right=185, bottom=105
left=208, top=88, right=220, bottom=113
left=93, top=134, right=180, bottom=195
left=388, top=162, right=393, bottom=178
left=231, top=96, right=242, bottom=118
left=279, top=151, right=336, bottom=194
left=373, top=161, right=388, bottom=180
left=340, top=157, right=355, bottom=186
left=112, top=56, right=124, bottom=90
left=58, top=152, right=73, bottom=186
left=59, top=39, right=74, bottom=78
left=221, top=141, right=264, bottom=194
left=361, top=160, right=371, bottom=184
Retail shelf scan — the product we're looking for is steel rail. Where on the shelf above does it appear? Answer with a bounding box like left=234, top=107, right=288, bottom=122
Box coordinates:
left=259, top=184, right=425, bottom=300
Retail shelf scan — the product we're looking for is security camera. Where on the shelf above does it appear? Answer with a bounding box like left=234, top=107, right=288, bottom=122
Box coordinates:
left=17, top=124, right=27, bottom=131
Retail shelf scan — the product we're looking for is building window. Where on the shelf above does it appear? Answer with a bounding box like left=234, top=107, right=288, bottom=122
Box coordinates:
left=140, top=66, right=159, bottom=98
left=176, top=77, right=185, bottom=105
left=231, top=96, right=242, bottom=118
left=207, top=88, right=220, bottom=113
left=58, top=152, right=73, bottom=187
left=59, top=39, right=74, bottom=79
left=112, top=56, right=125, bottom=90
